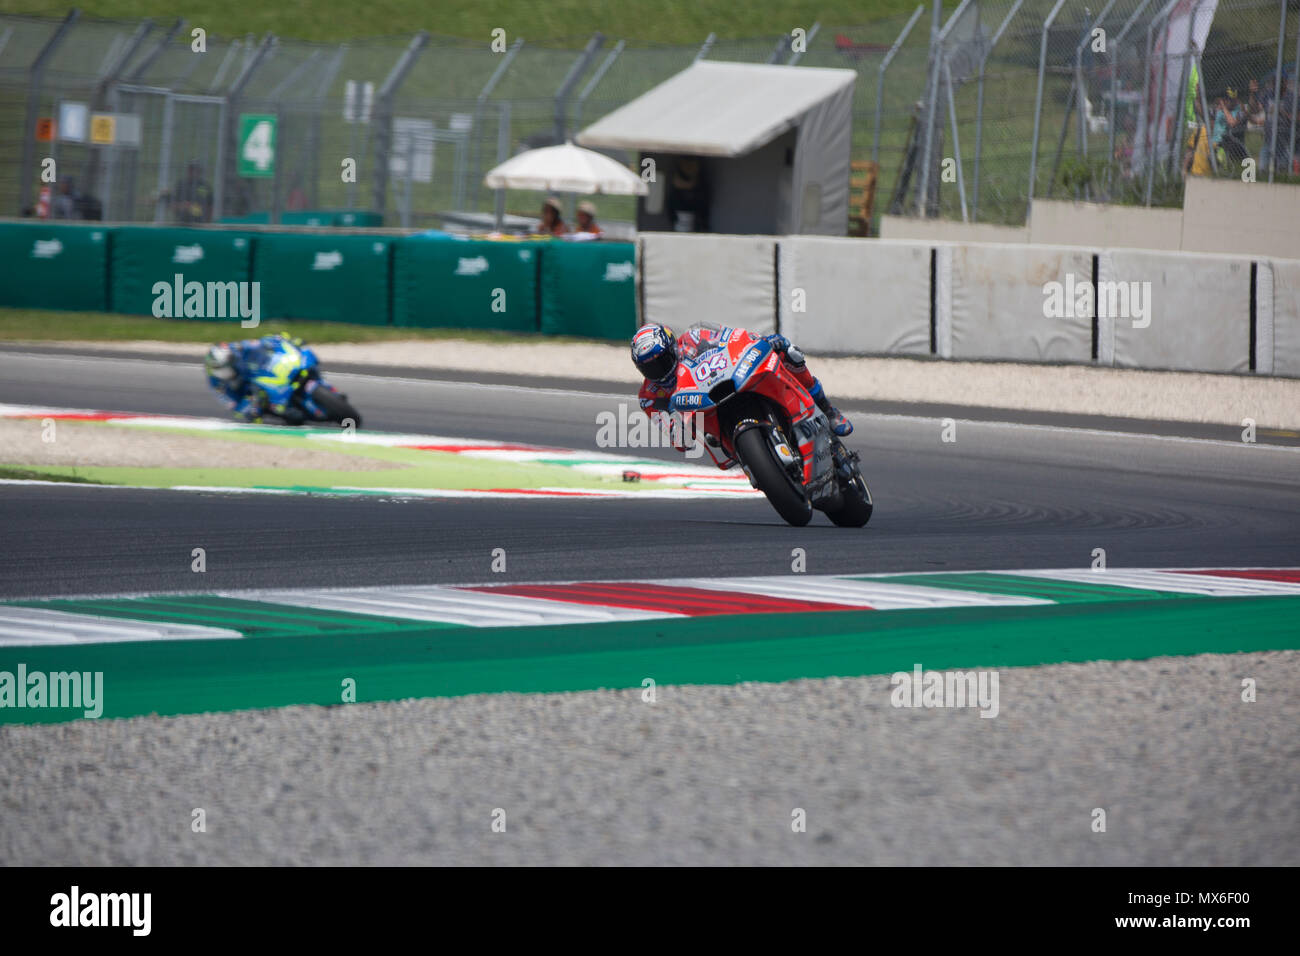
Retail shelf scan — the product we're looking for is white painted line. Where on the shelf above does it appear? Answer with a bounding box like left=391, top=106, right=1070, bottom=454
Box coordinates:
left=1014, top=568, right=1300, bottom=596
left=662, top=575, right=1052, bottom=610
left=0, top=607, right=242, bottom=645
left=242, top=585, right=679, bottom=628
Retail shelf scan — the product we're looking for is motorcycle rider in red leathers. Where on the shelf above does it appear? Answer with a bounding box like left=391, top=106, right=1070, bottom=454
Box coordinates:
left=632, top=323, right=852, bottom=438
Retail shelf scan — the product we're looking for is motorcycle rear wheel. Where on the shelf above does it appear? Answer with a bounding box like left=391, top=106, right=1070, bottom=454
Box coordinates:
left=826, top=471, right=873, bottom=527
left=734, top=426, right=812, bottom=527
left=311, top=388, right=363, bottom=429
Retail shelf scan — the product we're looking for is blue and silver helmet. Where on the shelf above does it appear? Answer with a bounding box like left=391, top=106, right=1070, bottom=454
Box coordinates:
left=631, top=324, right=677, bottom=384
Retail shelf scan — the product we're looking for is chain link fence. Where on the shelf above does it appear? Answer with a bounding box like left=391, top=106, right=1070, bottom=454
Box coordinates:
left=1, top=4, right=1292, bottom=231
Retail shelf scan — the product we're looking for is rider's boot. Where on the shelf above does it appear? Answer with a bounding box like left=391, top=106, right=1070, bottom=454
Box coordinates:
left=809, top=380, right=852, bottom=437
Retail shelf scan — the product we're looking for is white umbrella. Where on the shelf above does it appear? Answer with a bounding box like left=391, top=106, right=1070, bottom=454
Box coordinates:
left=484, top=141, right=648, bottom=196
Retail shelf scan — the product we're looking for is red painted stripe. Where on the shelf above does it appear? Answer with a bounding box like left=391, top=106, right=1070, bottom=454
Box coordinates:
left=476, top=488, right=610, bottom=497
left=402, top=443, right=566, bottom=453
left=6, top=412, right=129, bottom=421
left=1172, top=569, right=1300, bottom=584
left=460, top=582, right=870, bottom=615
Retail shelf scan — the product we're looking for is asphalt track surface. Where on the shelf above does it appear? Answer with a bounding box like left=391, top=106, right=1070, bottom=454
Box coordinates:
left=1, top=348, right=1298, bottom=599
left=2, top=348, right=1298, bottom=869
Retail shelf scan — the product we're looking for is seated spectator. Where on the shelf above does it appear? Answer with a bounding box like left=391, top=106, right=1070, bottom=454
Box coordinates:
left=51, top=177, right=82, bottom=219
left=574, top=200, right=603, bottom=237
left=535, top=196, right=567, bottom=236
left=161, top=160, right=214, bottom=224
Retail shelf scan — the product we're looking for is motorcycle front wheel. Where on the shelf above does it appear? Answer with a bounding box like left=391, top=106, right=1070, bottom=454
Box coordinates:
left=734, top=426, right=812, bottom=527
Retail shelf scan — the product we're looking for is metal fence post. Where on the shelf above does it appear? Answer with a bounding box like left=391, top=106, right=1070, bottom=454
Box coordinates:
left=917, top=2, right=945, bottom=216
left=1027, top=0, right=1070, bottom=224
left=1289, top=6, right=1300, bottom=177
left=573, top=39, right=625, bottom=134
left=766, top=34, right=791, bottom=64
left=494, top=100, right=510, bottom=231
left=1144, top=2, right=1178, bottom=204
left=554, top=33, right=605, bottom=145
left=220, top=34, right=277, bottom=220
left=972, top=0, right=1025, bottom=220
left=695, top=33, right=717, bottom=61
left=1107, top=0, right=1155, bottom=194
left=874, top=5, right=926, bottom=165
left=128, top=18, right=184, bottom=81
left=942, top=59, right=968, bottom=221
left=18, top=9, right=79, bottom=216
left=86, top=19, right=154, bottom=214
left=307, top=44, right=347, bottom=209
left=1268, top=0, right=1288, bottom=182
left=787, top=22, right=819, bottom=65
left=370, top=30, right=429, bottom=219
left=470, top=36, right=522, bottom=210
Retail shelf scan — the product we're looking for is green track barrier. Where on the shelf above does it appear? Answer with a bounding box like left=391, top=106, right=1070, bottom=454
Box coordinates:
left=279, top=211, right=335, bottom=227
left=217, top=212, right=270, bottom=225
left=253, top=233, right=392, bottom=325
left=392, top=236, right=540, bottom=332
left=540, top=241, right=636, bottom=340
left=0, top=222, right=109, bottom=311
left=110, top=227, right=253, bottom=318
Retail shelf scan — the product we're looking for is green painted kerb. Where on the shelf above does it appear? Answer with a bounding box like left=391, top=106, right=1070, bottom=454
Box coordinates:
left=1, top=594, right=1297, bottom=725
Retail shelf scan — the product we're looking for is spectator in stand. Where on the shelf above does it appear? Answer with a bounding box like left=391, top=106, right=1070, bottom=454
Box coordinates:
left=1277, top=74, right=1298, bottom=174
left=162, top=160, right=214, bottom=223
left=535, top=196, right=567, bottom=236
left=1211, top=91, right=1247, bottom=167
left=1257, top=72, right=1294, bottom=174
left=574, top=200, right=603, bottom=238
left=51, top=177, right=82, bottom=219
left=1184, top=100, right=1213, bottom=177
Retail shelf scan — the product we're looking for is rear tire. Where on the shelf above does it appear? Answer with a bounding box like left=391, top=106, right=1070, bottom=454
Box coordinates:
left=826, top=472, right=873, bottom=527
left=734, top=426, right=812, bottom=527
left=311, top=388, right=362, bottom=429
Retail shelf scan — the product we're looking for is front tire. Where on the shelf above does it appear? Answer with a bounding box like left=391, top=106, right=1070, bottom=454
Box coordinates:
left=311, top=388, right=362, bottom=429
left=734, top=426, right=812, bottom=526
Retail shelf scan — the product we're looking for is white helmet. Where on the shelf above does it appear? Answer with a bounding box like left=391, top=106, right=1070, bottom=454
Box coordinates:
left=205, top=344, right=237, bottom=381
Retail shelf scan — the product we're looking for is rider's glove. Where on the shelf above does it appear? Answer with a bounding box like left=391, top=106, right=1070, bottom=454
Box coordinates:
left=765, top=333, right=790, bottom=354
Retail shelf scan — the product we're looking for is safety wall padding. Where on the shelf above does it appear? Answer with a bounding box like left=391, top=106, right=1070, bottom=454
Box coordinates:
left=1265, top=257, right=1300, bottom=378
left=392, top=236, right=540, bottom=332
left=253, top=234, right=393, bottom=325
left=540, top=241, right=636, bottom=340
left=638, top=233, right=776, bottom=335
left=111, top=227, right=252, bottom=317
left=1097, top=249, right=1251, bottom=373
left=947, top=243, right=1095, bottom=362
left=778, top=237, right=930, bottom=354
left=0, top=222, right=109, bottom=312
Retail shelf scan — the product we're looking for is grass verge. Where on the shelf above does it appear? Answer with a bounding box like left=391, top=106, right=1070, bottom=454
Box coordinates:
left=0, top=307, right=602, bottom=346
left=0, top=465, right=101, bottom=484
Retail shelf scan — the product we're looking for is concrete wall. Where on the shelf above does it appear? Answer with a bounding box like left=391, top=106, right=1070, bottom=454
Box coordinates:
left=879, top=215, right=1029, bottom=244
left=1181, top=179, right=1300, bottom=259
left=882, top=180, right=1300, bottom=258
left=634, top=232, right=1298, bottom=377
left=1029, top=200, right=1183, bottom=251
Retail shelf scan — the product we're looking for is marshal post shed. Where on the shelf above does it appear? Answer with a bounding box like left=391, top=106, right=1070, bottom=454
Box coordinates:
left=577, top=61, right=856, bottom=237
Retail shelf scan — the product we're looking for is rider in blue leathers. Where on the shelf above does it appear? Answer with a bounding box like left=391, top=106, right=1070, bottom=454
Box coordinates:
left=204, top=334, right=306, bottom=424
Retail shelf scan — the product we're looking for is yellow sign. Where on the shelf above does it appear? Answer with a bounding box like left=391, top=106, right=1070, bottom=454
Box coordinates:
left=89, top=114, right=116, bottom=145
